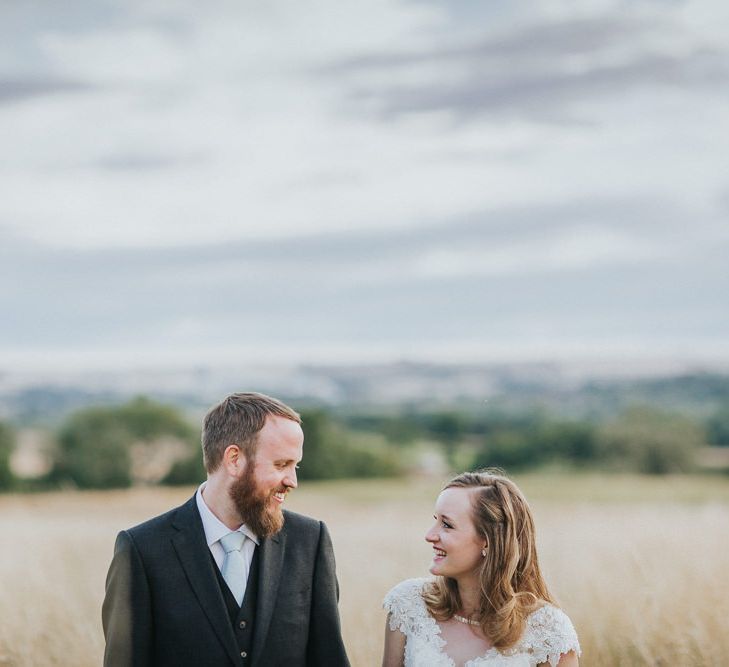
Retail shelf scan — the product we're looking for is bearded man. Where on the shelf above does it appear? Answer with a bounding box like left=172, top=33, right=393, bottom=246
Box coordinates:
left=102, top=393, right=350, bottom=667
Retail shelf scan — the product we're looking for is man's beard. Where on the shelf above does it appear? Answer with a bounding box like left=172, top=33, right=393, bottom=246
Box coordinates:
left=229, top=462, right=285, bottom=539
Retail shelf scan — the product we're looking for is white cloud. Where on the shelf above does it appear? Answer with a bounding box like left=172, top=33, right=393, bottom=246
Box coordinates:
left=1, top=0, right=727, bottom=365
left=2, top=0, right=727, bottom=249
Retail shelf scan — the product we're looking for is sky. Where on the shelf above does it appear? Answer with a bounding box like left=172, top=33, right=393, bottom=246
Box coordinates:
left=1, top=0, right=728, bottom=372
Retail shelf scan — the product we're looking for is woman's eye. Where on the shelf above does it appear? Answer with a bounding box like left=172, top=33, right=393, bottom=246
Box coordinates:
left=442, top=520, right=453, bottom=529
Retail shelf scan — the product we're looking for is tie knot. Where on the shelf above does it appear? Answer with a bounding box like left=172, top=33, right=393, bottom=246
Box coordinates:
left=220, top=531, right=245, bottom=554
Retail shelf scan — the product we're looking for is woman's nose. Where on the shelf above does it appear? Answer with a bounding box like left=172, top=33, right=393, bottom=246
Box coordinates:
left=424, top=526, right=438, bottom=543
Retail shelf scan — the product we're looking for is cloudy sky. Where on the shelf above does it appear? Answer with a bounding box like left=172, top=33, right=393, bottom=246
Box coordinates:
left=2, top=0, right=728, bottom=371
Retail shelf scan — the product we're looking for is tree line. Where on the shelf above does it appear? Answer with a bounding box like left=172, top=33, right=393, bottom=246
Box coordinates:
left=1, top=396, right=729, bottom=490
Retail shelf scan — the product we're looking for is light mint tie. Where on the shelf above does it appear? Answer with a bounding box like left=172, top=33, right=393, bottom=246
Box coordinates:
left=220, top=531, right=248, bottom=606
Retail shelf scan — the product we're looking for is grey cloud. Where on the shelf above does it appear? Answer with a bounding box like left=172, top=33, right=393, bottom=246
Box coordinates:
left=159, top=194, right=701, bottom=267
left=371, top=50, right=727, bottom=121
left=0, top=78, right=94, bottom=105
left=0, top=193, right=702, bottom=285
left=3, top=232, right=727, bottom=348
left=93, top=152, right=207, bottom=172
left=0, top=192, right=700, bottom=320
left=322, top=14, right=729, bottom=122
left=2, top=190, right=727, bottom=349
left=325, top=16, right=650, bottom=72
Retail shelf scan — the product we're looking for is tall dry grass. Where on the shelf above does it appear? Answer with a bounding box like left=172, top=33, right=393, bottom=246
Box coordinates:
left=1, top=475, right=728, bottom=666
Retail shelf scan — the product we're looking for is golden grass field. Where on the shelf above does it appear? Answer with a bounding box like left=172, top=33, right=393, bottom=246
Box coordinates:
left=1, top=473, right=729, bottom=666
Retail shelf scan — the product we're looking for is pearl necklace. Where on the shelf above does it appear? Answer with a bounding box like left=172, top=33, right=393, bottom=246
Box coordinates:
left=453, top=614, right=479, bottom=626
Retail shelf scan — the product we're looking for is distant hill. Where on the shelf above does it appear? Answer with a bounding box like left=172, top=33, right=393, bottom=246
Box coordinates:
left=2, top=361, right=728, bottom=425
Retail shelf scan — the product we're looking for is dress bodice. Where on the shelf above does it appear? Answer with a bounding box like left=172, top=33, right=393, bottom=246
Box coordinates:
left=383, top=578, right=580, bottom=667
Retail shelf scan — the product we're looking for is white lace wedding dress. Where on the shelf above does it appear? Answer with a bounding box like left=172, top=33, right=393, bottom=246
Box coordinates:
left=384, top=578, right=581, bottom=667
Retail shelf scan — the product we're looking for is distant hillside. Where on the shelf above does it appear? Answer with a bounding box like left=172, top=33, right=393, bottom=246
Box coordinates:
left=1, top=362, right=728, bottom=425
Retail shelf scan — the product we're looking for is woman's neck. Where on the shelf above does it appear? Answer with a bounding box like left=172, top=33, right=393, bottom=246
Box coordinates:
left=455, top=574, right=482, bottom=617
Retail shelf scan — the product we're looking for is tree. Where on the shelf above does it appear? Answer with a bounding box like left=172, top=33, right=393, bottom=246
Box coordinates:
left=0, top=421, right=15, bottom=490
left=428, top=412, right=468, bottom=467
left=597, top=406, right=704, bottom=474
left=473, top=429, right=539, bottom=471
left=51, top=397, right=199, bottom=489
left=118, top=397, right=200, bottom=486
left=536, top=421, right=598, bottom=464
left=297, top=410, right=402, bottom=480
left=117, top=396, right=197, bottom=441
left=471, top=416, right=597, bottom=472
left=54, top=407, right=133, bottom=488
left=707, top=404, right=729, bottom=446
left=162, top=453, right=207, bottom=486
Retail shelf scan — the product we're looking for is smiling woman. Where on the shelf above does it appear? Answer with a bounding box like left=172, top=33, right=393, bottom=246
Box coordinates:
left=382, top=470, right=580, bottom=667
left=426, top=486, right=487, bottom=583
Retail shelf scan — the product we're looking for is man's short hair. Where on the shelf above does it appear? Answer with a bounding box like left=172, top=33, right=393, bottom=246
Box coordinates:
left=201, top=392, right=301, bottom=473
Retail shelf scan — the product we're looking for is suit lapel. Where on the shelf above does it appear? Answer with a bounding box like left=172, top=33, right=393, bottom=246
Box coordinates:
left=171, top=496, right=241, bottom=667
left=251, top=527, right=285, bottom=665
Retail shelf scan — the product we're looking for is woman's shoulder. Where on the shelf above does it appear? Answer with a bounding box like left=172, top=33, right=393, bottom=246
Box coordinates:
left=383, top=577, right=432, bottom=634
left=383, top=577, right=430, bottom=608
left=521, top=603, right=581, bottom=666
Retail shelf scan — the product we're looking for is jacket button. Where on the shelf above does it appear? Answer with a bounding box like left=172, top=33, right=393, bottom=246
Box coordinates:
left=239, top=620, right=247, bottom=629
left=240, top=651, right=247, bottom=658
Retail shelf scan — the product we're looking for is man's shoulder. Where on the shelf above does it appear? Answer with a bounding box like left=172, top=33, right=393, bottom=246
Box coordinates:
left=281, top=508, right=323, bottom=536
left=123, top=495, right=196, bottom=541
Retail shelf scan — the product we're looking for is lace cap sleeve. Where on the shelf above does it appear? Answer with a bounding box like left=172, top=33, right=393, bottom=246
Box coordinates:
left=522, top=604, right=581, bottom=667
left=382, top=578, right=429, bottom=635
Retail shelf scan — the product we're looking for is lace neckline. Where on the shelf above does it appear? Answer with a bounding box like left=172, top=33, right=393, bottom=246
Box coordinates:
left=425, top=606, right=503, bottom=667
left=385, top=578, right=581, bottom=667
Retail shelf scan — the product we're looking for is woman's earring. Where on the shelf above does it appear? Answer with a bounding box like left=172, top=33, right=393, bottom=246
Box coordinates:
left=481, top=547, right=487, bottom=557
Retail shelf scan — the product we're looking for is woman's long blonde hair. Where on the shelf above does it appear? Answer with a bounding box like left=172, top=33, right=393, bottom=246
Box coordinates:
left=422, top=469, right=556, bottom=650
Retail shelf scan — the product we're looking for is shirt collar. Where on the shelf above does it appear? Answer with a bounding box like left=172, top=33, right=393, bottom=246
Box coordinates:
left=196, top=482, right=260, bottom=546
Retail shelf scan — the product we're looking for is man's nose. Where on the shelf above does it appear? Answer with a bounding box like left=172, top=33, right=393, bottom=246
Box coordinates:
left=284, top=469, right=298, bottom=489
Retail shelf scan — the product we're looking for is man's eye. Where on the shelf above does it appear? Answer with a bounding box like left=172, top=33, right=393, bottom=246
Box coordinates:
left=295, top=464, right=300, bottom=470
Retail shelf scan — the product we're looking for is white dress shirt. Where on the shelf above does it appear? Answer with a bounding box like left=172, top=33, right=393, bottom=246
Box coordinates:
left=195, top=483, right=259, bottom=597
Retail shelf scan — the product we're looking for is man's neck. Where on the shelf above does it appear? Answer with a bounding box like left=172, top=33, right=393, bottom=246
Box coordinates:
left=202, top=477, right=243, bottom=531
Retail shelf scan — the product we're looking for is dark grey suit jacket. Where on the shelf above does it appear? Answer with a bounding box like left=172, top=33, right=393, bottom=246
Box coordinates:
left=102, top=495, right=350, bottom=667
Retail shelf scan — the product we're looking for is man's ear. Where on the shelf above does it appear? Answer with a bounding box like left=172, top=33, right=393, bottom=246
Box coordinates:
left=222, top=444, right=246, bottom=475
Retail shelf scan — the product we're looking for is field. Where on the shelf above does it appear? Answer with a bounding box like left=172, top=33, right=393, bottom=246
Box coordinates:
left=1, top=473, right=729, bottom=666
